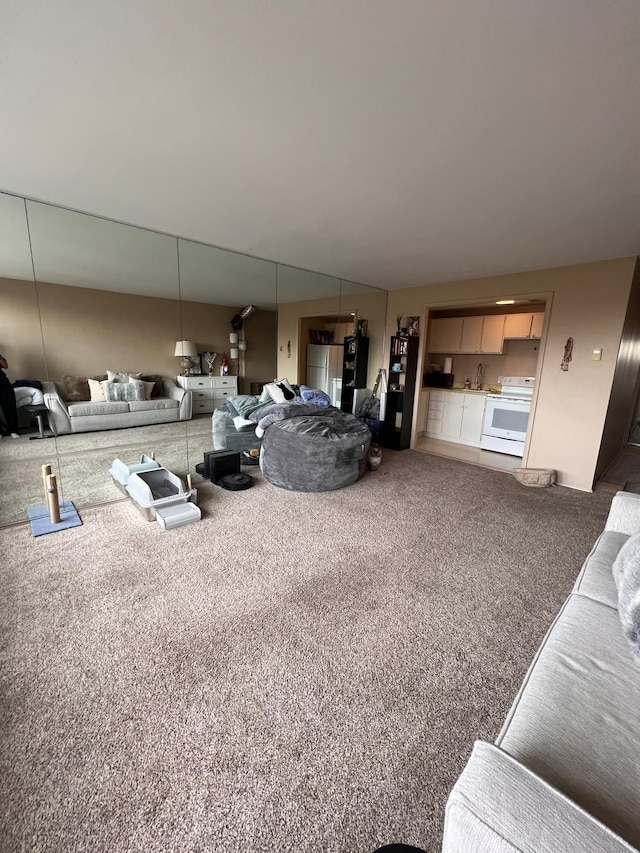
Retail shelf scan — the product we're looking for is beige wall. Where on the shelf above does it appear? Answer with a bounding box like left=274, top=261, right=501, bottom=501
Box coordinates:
left=0, top=278, right=48, bottom=378
left=387, top=257, right=638, bottom=491
left=277, top=290, right=388, bottom=387
left=0, top=277, right=276, bottom=390
left=595, top=258, right=640, bottom=479
left=180, top=300, right=276, bottom=392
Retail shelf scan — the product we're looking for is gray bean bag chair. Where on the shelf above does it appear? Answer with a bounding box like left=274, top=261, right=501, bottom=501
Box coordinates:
left=260, top=409, right=371, bottom=492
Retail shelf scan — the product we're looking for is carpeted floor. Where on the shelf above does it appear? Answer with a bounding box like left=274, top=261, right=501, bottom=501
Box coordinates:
left=0, top=450, right=613, bottom=852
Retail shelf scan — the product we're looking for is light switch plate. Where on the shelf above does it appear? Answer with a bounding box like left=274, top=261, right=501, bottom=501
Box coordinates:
left=592, top=348, right=603, bottom=361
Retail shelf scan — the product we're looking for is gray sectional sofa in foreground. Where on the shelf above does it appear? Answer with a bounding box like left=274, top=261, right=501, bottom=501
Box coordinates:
left=442, top=490, right=640, bottom=853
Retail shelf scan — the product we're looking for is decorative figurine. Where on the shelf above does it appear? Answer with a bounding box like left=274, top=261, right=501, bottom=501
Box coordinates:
left=220, top=352, right=229, bottom=375
left=202, top=351, right=217, bottom=375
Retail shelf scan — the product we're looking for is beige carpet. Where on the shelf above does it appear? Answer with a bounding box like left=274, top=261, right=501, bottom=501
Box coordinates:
left=0, top=451, right=613, bottom=852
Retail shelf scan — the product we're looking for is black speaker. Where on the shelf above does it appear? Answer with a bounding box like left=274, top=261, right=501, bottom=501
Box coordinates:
left=207, top=450, right=241, bottom=484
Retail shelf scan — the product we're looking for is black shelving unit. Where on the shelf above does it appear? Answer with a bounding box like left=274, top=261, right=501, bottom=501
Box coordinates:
left=381, top=334, right=419, bottom=450
left=340, top=335, right=369, bottom=413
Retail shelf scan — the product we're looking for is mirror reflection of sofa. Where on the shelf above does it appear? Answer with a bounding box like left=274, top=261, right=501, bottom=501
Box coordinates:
left=43, top=373, right=192, bottom=435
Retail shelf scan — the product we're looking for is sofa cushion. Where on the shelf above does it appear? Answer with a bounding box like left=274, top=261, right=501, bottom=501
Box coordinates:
left=572, top=531, right=627, bottom=609
left=496, top=593, right=640, bottom=849
left=67, top=401, right=129, bottom=417
left=128, top=398, right=179, bottom=412
left=443, top=741, right=634, bottom=853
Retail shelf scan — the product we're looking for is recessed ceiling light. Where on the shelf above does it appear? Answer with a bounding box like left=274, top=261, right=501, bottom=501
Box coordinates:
left=496, top=299, right=515, bottom=305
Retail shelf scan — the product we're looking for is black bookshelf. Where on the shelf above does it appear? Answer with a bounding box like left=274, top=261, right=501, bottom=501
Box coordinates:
left=340, top=335, right=369, bottom=413
left=381, top=335, right=419, bottom=450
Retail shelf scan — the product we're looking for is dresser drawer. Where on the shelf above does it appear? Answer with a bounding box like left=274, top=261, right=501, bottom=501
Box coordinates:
left=193, top=399, right=215, bottom=413
left=213, top=376, right=238, bottom=391
left=213, top=388, right=235, bottom=403
left=192, top=389, right=214, bottom=402
left=178, top=375, right=214, bottom=390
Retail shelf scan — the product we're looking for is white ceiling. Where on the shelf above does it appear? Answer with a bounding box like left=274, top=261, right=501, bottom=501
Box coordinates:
left=1, top=0, right=639, bottom=291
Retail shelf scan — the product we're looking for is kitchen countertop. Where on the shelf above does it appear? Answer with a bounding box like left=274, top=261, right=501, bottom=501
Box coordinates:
left=422, top=385, right=499, bottom=395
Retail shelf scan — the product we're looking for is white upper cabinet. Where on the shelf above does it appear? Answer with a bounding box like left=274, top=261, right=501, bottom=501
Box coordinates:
left=460, top=316, right=483, bottom=352
left=428, top=317, right=463, bottom=352
left=530, top=312, right=544, bottom=338
left=480, top=315, right=505, bottom=353
left=503, top=312, right=544, bottom=339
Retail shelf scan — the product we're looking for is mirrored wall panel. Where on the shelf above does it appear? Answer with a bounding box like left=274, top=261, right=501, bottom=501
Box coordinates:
left=0, top=190, right=386, bottom=526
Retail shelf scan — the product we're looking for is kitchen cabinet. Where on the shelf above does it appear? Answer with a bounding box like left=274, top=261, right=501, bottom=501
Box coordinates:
left=429, top=315, right=504, bottom=353
left=503, top=312, right=544, bottom=340
left=416, top=390, right=429, bottom=435
left=530, top=313, right=544, bottom=338
left=425, top=389, right=487, bottom=447
left=479, top=315, right=505, bottom=353
left=428, top=317, right=463, bottom=353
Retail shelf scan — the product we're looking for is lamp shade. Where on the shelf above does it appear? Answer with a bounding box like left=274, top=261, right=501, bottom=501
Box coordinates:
left=174, top=340, right=197, bottom=357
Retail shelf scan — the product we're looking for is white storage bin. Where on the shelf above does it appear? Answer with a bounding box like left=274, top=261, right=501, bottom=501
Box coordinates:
left=156, top=503, right=202, bottom=530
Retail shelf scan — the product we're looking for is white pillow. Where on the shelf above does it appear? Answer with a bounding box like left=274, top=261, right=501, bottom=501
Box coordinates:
left=141, top=380, right=155, bottom=401
left=88, top=378, right=106, bottom=402
left=265, top=379, right=297, bottom=404
left=107, top=370, right=142, bottom=383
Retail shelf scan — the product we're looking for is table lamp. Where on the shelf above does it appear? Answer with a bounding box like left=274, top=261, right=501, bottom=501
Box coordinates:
left=174, top=340, right=197, bottom=375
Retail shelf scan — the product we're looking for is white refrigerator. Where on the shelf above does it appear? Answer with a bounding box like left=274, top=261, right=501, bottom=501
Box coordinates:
left=306, top=344, right=343, bottom=396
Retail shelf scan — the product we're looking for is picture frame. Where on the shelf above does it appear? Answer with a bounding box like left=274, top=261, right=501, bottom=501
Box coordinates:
left=189, top=354, right=202, bottom=375
left=407, top=316, right=420, bottom=336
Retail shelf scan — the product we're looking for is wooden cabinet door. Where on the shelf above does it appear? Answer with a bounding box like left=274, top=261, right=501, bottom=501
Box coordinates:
left=460, top=316, right=483, bottom=352
left=480, top=315, right=505, bottom=353
left=503, top=313, right=533, bottom=339
left=428, top=317, right=463, bottom=352
left=530, top=313, right=544, bottom=338
left=460, top=394, right=487, bottom=444
left=441, top=394, right=464, bottom=438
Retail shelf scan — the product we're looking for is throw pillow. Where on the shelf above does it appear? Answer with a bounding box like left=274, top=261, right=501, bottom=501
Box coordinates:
left=88, top=378, right=106, bottom=402
left=264, top=379, right=296, bottom=404
left=107, top=370, right=142, bottom=383
left=612, top=533, right=640, bottom=662
left=141, top=380, right=155, bottom=401
left=61, top=374, right=90, bottom=402
left=102, top=379, right=145, bottom=403
left=140, top=374, right=164, bottom=399
left=227, top=394, right=263, bottom=418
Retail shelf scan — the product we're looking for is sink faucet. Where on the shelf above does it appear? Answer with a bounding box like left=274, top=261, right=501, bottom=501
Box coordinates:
left=474, top=363, right=483, bottom=390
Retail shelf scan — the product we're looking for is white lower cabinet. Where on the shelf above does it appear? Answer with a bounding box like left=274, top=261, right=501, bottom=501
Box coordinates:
left=425, top=390, right=486, bottom=447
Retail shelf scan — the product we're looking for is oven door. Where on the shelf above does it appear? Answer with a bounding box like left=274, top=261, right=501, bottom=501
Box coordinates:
left=482, top=395, right=531, bottom=440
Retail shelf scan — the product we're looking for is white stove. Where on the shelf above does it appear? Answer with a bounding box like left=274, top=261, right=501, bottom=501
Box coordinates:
left=481, top=376, right=535, bottom=457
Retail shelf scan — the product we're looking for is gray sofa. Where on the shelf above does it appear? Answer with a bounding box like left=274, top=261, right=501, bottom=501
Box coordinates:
left=43, top=378, right=192, bottom=435
left=442, top=490, right=640, bottom=852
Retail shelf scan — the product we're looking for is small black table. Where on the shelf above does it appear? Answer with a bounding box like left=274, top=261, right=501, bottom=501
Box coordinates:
left=23, top=404, right=55, bottom=440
